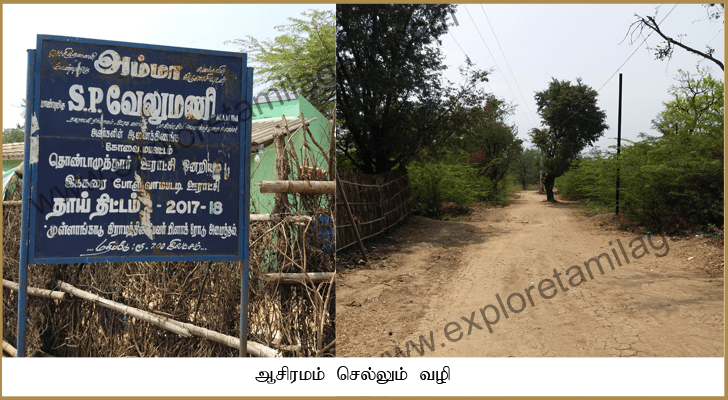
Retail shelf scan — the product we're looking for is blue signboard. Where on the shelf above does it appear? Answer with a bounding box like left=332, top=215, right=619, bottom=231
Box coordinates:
left=24, top=35, right=251, bottom=264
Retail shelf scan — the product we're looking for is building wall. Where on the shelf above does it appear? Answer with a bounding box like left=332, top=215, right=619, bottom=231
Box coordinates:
left=249, top=97, right=330, bottom=215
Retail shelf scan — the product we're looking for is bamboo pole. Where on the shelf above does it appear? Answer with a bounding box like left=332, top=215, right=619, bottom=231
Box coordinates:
left=250, top=213, right=312, bottom=223
left=55, top=281, right=192, bottom=337
left=257, top=180, right=335, bottom=194
left=336, top=175, right=368, bottom=261
left=2, top=201, right=22, bottom=207
left=164, top=318, right=280, bottom=358
left=263, top=272, right=335, bottom=285
left=3, top=340, right=17, bottom=357
left=54, top=280, right=280, bottom=357
left=3, top=279, right=67, bottom=300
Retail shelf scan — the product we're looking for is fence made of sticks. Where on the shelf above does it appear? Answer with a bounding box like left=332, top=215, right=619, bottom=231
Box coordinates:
left=335, top=170, right=412, bottom=253
left=2, top=113, right=335, bottom=358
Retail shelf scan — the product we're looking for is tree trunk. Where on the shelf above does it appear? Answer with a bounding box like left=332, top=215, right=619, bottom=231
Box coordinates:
left=544, top=174, right=556, bottom=202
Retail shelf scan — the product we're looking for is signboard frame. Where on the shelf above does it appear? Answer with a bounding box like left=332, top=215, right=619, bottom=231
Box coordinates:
left=23, top=34, right=251, bottom=264
left=17, top=34, right=252, bottom=356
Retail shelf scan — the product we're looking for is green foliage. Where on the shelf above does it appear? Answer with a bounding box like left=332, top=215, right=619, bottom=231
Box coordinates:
left=556, top=149, right=618, bottom=207
left=408, top=150, right=492, bottom=217
left=227, top=9, right=335, bottom=116
left=530, top=78, right=609, bottom=201
left=337, top=4, right=491, bottom=174
left=559, top=73, right=724, bottom=227
left=440, top=214, right=469, bottom=222
left=575, top=200, right=612, bottom=218
left=556, top=124, right=724, bottom=229
left=453, top=96, right=523, bottom=193
left=622, top=130, right=723, bottom=227
left=652, top=68, right=724, bottom=136
left=629, top=5, right=724, bottom=71
left=511, top=148, right=542, bottom=190
left=3, top=124, right=24, bottom=143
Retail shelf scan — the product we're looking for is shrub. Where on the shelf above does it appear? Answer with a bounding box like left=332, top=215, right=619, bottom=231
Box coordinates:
left=408, top=149, right=492, bottom=216
left=556, top=131, right=724, bottom=230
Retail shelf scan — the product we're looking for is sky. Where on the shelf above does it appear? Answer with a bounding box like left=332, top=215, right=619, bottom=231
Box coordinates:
left=440, top=4, right=725, bottom=151
left=2, top=3, right=335, bottom=130
left=4, top=3, right=723, bottom=151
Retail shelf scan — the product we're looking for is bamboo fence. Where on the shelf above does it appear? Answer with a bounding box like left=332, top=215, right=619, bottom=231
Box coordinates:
left=335, top=170, right=413, bottom=252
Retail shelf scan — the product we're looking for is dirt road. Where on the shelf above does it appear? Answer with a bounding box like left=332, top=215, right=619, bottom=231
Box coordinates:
left=337, top=190, right=724, bottom=357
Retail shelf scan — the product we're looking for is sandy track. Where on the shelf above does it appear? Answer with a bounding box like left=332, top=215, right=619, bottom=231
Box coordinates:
left=337, top=190, right=724, bottom=357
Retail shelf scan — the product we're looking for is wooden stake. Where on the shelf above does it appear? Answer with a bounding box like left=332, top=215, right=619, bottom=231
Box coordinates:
left=336, top=175, right=368, bottom=261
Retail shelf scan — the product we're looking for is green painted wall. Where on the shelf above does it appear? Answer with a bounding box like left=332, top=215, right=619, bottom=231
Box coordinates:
left=252, top=96, right=301, bottom=121
left=249, top=96, right=330, bottom=214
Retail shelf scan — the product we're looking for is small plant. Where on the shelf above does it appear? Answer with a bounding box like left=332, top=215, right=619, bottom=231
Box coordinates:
left=700, top=224, right=724, bottom=240
left=440, top=213, right=469, bottom=222
left=574, top=200, right=611, bottom=218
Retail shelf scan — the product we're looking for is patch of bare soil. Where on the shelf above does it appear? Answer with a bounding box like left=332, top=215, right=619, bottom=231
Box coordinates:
left=336, top=191, right=724, bottom=357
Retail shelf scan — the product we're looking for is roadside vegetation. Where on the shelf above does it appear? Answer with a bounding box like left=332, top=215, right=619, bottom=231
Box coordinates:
left=557, top=69, right=724, bottom=234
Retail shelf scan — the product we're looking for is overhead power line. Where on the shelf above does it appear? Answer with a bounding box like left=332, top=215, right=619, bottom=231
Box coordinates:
left=463, top=5, right=531, bottom=125
left=596, top=4, right=678, bottom=93
left=448, top=31, right=496, bottom=96
left=480, top=4, right=539, bottom=127
left=534, top=4, right=679, bottom=135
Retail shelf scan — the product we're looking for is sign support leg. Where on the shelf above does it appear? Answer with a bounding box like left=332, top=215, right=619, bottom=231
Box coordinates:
left=16, top=48, right=36, bottom=358
left=239, top=260, right=249, bottom=357
left=16, top=259, right=29, bottom=357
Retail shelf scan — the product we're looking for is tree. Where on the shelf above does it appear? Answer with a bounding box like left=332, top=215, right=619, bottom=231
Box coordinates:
left=512, top=148, right=541, bottom=190
left=627, top=4, right=724, bottom=71
left=455, top=96, right=522, bottom=194
left=652, top=68, right=724, bottom=136
left=529, top=78, right=608, bottom=202
left=336, top=4, right=490, bottom=174
left=226, top=9, right=335, bottom=116
left=3, top=124, right=24, bottom=144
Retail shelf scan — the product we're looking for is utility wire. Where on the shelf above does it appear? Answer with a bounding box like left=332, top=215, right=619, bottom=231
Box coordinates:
left=448, top=31, right=496, bottom=94
left=480, top=4, right=539, bottom=127
left=463, top=5, right=524, bottom=119
left=536, top=4, right=678, bottom=134
left=596, top=4, right=678, bottom=93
